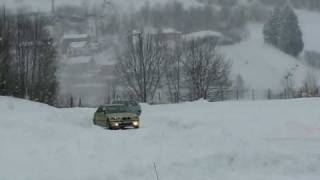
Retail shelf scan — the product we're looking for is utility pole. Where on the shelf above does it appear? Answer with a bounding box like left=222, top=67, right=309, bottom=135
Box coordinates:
left=51, top=0, right=55, bottom=14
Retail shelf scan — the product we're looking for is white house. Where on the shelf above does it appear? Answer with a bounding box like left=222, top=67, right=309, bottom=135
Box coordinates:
left=61, top=33, right=90, bottom=56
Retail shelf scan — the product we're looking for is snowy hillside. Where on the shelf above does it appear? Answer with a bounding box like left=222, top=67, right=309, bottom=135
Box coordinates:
left=1, top=96, right=320, bottom=180
left=298, top=10, right=320, bottom=52
left=221, top=10, right=320, bottom=91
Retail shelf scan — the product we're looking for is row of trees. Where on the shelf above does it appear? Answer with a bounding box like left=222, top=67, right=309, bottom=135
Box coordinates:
left=263, top=5, right=304, bottom=57
left=0, top=7, right=57, bottom=105
left=116, top=34, right=232, bottom=103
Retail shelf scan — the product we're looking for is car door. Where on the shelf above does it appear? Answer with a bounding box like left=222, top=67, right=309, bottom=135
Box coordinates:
left=95, top=107, right=106, bottom=126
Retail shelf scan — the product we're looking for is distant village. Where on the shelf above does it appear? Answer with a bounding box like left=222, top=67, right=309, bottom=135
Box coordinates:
left=49, top=0, right=237, bottom=106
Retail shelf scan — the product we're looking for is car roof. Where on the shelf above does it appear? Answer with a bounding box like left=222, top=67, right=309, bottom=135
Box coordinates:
left=103, top=104, right=125, bottom=107
left=113, top=100, right=137, bottom=103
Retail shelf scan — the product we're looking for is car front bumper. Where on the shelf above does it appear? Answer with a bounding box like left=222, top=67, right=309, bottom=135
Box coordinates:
left=110, top=121, right=139, bottom=129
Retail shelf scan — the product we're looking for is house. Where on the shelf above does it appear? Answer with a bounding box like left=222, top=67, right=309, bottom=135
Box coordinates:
left=183, top=30, right=234, bottom=46
left=61, top=33, right=90, bottom=55
left=158, top=28, right=182, bottom=41
left=183, top=31, right=223, bottom=44
left=132, top=27, right=182, bottom=48
left=67, top=41, right=91, bottom=57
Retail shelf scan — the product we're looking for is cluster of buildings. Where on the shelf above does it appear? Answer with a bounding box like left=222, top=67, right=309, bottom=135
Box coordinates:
left=56, top=14, right=235, bottom=105
left=131, top=27, right=234, bottom=49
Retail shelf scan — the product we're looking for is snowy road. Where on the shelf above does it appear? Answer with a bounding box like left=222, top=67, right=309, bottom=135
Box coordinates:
left=1, top=97, right=320, bottom=180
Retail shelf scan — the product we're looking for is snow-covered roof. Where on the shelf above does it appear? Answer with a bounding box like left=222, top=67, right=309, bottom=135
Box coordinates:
left=183, top=31, right=223, bottom=41
left=62, top=34, right=89, bottom=40
left=70, top=41, right=88, bottom=49
left=162, top=28, right=182, bottom=34
left=133, top=27, right=182, bottom=35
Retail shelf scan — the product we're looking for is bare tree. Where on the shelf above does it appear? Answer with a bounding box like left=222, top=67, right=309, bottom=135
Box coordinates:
left=183, top=39, right=231, bottom=101
left=0, top=9, right=59, bottom=105
left=234, top=74, right=247, bottom=99
left=164, top=43, right=183, bottom=103
left=282, top=71, right=295, bottom=98
left=116, top=33, right=166, bottom=103
left=302, top=72, right=318, bottom=97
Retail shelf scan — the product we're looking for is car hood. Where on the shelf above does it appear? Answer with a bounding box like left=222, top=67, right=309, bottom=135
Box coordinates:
left=107, top=112, right=138, bottom=118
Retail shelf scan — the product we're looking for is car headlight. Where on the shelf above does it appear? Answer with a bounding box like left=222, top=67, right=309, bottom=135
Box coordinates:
left=111, top=122, right=119, bottom=126
left=133, top=121, right=139, bottom=126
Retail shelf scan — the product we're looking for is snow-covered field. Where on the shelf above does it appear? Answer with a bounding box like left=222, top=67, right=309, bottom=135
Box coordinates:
left=1, top=96, right=320, bottom=180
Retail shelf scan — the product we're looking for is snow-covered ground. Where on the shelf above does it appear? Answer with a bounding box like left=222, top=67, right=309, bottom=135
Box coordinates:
left=1, top=96, right=320, bottom=180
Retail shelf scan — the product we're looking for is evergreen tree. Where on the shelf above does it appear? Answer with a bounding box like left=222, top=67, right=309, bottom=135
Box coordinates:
left=0, top=7, right=11, bottom=96
left=278, top=6, right=304, bottom=57
left=263, top=7, right=281, bottom=46
left=37, top=38, right=58, bottom=105
left=0, top=35, right=11, bottom=95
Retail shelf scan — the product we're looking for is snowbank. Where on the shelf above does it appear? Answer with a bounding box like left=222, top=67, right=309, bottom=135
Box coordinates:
left=1, top=97, right=320, bottom=180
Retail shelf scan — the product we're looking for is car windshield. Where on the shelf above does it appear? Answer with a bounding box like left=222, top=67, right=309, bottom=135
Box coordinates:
left=113, top=101, right=129, bottom=105
left=104, top=105, right=128, bottom=114
left=114, top=101, right=139, bottom=106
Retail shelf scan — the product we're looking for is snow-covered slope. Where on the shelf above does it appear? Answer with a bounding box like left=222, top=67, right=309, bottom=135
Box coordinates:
left=298, top=10, right=320, bottom=52
left=221, top=10, right=320, bottom=91
left=1, top=96, right=320, bottom=180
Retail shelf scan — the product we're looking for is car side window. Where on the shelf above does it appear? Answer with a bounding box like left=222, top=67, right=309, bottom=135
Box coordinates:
left=96, top=107, right=104, bottom=113
left=130, top=101, right=137, bottom=106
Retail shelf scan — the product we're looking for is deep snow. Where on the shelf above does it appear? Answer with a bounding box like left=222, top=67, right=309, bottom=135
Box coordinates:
left=1, top=96, right=320, bottom=180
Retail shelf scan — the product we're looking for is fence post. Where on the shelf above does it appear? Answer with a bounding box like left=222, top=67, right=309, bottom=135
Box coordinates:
left=221, top=90, right=224, bottom=101
left=70, top=96, right=74, bottom=108
left=236, top=89, right=239, bottom=101
left=251, top=89, right=255, bottom=101
left=78, top=97, right=82, bottom=107
left=284, top=88, right=287, bottom=99
left=267, top=89, right=271, bottom=100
